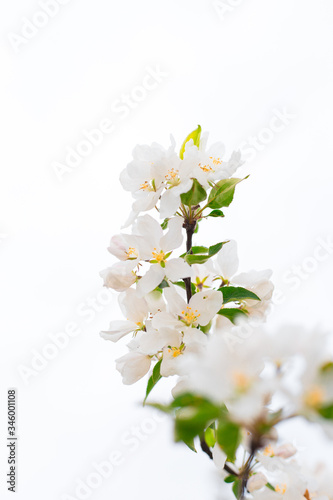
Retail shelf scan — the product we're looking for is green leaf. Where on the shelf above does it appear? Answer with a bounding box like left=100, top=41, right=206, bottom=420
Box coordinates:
left=224, top=475, right=236, bottom=484
left=183, top=437, right=197, bottom=453
left=180, top=179, right=207, bottom=207
left=207, top=177, right=248, bottom=209
left=217, top=308, right=248, bottom=324
left=161, top=218, right=169, bottom=230
left=207, top=209, right=225, bottom=218
left=219, top=286, right=261, bottom=304
left=185, top=241, right=228, bottom=265
left=266, top=483, right=275, bottom=491
left=191, top=246, right=209, bottom=254
left=232, top=479, right=242, bottom=498
left=173, top=280, right=196, bottom=295
left=144, top=360, right=162, bottom=404
left=185, top=254, right=211, bottom=265
left=318, top=404, right=333, bottom=419
left=321, top=362, right=333, bottom=373
left=179, top=125, right=202, bottom=159
left=208, top=241, right=227, bottom=256
left=158, top=279, right=170, bottom=289
left=205, top=426, right=216, bottom=448
left=217, top=420, right=241, bottom=462
left=175, top=403, right=221, bottom=444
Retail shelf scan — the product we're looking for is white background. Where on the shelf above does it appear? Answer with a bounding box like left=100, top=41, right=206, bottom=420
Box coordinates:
left=1, top=1, right=333, bottom=499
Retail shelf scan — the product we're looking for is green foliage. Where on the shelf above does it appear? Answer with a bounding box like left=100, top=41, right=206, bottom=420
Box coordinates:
left=318, top=403, right=333, bottom=419
left=219, top=286, right=261, bottom=304
left=217, top=307, right=248, bottom=324
left=144, top=360, right=162, bottom=404
left=148, top=393, right=224, bottom=445
left=207, top=209, right=225, bottom=218
left=232, top=479, right=242, bottom=498
left=217, top=419, right=241, bottom=462
left=207, top=177, right=248, bottom=209
left=173, top=280, right=196, bottom=295
left=204, top=426, right=216, bottom=448
left=179, top=125, right=202, bottom=159
left=181, top=179, right=207, bottom=207
left=184, top=241, right=229, bottom=265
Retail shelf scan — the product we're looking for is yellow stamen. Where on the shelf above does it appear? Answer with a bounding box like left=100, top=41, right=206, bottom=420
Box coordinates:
left=275, top=484, right=287, bottom=494
left=126, top=247, right=138, bottom=258
left=304, top=386, right=325, bottom=408
left=263, top=445, right=275, bottom=457
left=209, top=156, right=223, bottom=165
left=181, top=306, right=201, bottom=326
left=199, top=163, right=214, bottom=173
left=232, top=371, right=250, bottom=391
left=152, top=248, right=166, bottom=263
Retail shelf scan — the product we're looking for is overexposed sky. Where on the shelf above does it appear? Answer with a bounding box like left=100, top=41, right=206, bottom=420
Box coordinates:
left=1, top=1, right=333, bottom=499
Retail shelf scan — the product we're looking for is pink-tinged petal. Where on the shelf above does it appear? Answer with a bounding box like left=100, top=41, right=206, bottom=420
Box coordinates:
left=215, top=240, right=239, bottom=279
left=189, top=290, right=223, bottom=326
left=165, top=258, right=192, bottom=281
left=160, top=217, right=184, bottom=252
left=100, top=320, right=137, bottom=342
left=115, top=352, right=151, bottom=385
left=136, top=265, right=165, bottom=297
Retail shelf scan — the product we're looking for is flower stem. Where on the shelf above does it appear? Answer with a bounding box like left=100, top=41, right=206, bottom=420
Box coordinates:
left=183, top=219, right=196, bottom=303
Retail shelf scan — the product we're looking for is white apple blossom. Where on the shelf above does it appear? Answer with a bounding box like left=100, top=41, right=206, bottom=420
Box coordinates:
left=100, top=288, right=150, bottom=342
left=100, top=261, right=137, bottom=292
left=152, top=285, right=223, bottom=330
left=115, top=351, right=151, bottom=385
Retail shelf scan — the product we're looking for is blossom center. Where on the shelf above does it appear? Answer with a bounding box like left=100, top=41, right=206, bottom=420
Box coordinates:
left=304, top=385, right=325, bottom=408
left=165, top=168, right=180, bottom=186
left=168, top=345, right=185, bottom=358
left=126, top=247, right=138, bottom=259
left=181, top=306, right=201, bottom=326
left=199, top=163, right=214, bottom=173
left=232, top=371, right=251, bottom=391
left=263, top=445, right=275, bottom=457
left=275, top=484, right=287, bottom=494
left=152, top=248, right=166, bottom=263
left=139, top=180, right=155, bottom=191
left=209, top=156, right=223, bottom=165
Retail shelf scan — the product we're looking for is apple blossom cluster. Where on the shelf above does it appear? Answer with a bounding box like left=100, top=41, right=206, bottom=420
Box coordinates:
left=100, top=126, right=333, bottom=499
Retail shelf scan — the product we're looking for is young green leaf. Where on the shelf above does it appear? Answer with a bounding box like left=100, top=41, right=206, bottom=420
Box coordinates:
left=204, top=426, right=216, bottom=448
left=181, top=179, right=207, bottom=207
left=179, top=125, right=202, bottom=159
left=217, top=308, right=248, bottom=324
left=144, top=360, right=162, bottom=404
left=207, top=177, right=248, bottom=209
left=232, top=479, right=242, bottom=498
left=208, top=241, right=228, bottom=257
left=217, top=420, right=241, bottom=462
left=218, top=286, right=261, bottom=304
left=207, top=209, right=225, bottom=218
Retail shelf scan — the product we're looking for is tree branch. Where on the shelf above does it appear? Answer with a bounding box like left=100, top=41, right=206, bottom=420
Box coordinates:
left=183, top=220, right=196, bottom=303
